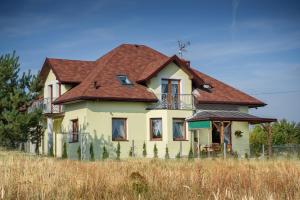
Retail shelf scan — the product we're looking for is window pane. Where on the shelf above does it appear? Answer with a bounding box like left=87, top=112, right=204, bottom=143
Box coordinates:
left=151, top=119, right=162, bottom=139
left=173, top=119, right=185, bottom=140
left=112, top=119, right=126, bottom=140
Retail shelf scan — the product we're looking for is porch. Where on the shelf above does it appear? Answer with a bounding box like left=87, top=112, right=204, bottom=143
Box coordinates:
left=187, top=110, right=277, bottom=157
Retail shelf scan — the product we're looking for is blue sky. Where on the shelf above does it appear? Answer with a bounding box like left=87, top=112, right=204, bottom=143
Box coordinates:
left=1, top=0, right=300, bottom=122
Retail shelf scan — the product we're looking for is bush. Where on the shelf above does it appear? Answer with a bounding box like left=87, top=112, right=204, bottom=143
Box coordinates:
left=49, top=145, right=54, bottom=157
left=188, top=145, right=194, bottom=160
left=90, top=143, right=95, bottom=161
left=176, top=152, right=181, bottom=159
left=62, top=142, right=67, bottom=159
left=77, top=146, right=81, bottom=160
left=165, top=145, right=170, bottom=160
left=142, top=142, right=147, bottom=157
left=102, top=146, right=109, bottom=160
left=116, top=142, right=121, bottom=160
left=153, top=144, right=158, bottom=158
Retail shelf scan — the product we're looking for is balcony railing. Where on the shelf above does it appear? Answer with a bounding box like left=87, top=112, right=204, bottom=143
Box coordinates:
left=28, top=97, right=63, bottom=114
left=147, top=93, right=195, bottom=110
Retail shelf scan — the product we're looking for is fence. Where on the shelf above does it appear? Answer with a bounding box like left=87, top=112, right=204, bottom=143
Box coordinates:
left=250, top=144, right=300, bottom=159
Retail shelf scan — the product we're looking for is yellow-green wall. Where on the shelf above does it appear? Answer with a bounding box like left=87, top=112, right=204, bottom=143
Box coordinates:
left=41, top=62, right=251, bottom=159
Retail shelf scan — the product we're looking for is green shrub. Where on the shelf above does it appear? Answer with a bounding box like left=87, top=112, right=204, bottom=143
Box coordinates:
left=188, top=145, right=194, bottom=160
left=116, top=142, right=121, bottom=160
left=129, top=147, right=133, bottom=157
left=102, top=146, right=109, bottom=160
left=153, top=144, right=158, bottom=158
left=165, top=145, right=170, bottom=160
left=90, top=143, right=95, bottom=161
left=62, top=142, right=67, bottom=159
left=142, top=142, right=147, bottom=157
left=49, top=145, right=54, bottom=157
left=176, top=152, right=181, bottom=159
left=77, top=146, right=81, bottom=160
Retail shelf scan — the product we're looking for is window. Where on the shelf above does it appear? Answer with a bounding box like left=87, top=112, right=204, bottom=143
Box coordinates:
left=161, top=79, right=180, bottom=109
left=117, top=75, right=132, bottom=85
left=173, top=118, right=186, bottom=140
left=112, top=118, right=127, bottom=141
left=150, top=118, right=162, bottom=140
left=70, top=119, right=79, bottom=143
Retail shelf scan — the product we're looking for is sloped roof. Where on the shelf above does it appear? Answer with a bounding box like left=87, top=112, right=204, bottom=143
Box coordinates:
left=40, top=58, right=95, bottom=84
left=192, top=69, right=266, bottom=107
left=187, top=110, right=276, bottom=124
left=55, top=44, right=168, bottom=103
left=39, top=43, right=266, bottom=107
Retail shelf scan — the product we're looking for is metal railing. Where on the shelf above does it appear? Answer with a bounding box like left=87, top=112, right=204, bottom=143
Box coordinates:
left=28, top=97, right=63, bottom=114
left=147, top=93, right=195, bottom=110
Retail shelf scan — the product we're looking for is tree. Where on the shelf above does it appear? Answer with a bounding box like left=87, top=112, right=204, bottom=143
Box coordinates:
left=0, top=52, right=43, bottom=149
left=142, top=142, right=147, bottom=157
left=62, top=142, right=67, bottom=159
left=90, top=143, right=95, bottom=161
left=116, top=142, right=121, bottom=160
left=153, top=144, right=158, bottom=158
left=102, top=146, right=109, bottom=160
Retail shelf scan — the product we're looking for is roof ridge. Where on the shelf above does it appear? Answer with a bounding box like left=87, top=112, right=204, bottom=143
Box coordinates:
left=47, top=57, right=95, bottom=62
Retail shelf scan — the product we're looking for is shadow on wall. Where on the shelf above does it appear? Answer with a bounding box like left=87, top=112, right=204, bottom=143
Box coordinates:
left=60, top=122, right=116, bottom=160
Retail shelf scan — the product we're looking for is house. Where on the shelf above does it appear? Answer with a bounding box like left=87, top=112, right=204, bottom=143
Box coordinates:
left=33, top=44, right=276, bottom=159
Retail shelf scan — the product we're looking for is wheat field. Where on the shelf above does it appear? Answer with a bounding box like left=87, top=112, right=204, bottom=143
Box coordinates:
left=0, top=151, right=300, bottom=200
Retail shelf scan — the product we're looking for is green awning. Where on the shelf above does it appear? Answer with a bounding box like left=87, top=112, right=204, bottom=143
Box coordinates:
left=188, top=120, right=211, bottom=129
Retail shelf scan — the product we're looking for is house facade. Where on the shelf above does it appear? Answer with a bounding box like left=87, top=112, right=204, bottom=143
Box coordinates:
left=32, top=44, right=275, bottom=159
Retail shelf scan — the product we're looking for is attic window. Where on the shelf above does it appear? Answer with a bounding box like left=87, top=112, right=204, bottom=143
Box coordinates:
left=117, top=75, right=132, bottom=85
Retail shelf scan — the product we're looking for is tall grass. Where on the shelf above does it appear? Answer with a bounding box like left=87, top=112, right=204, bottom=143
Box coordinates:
left=0, top=150, right=300, bottom=199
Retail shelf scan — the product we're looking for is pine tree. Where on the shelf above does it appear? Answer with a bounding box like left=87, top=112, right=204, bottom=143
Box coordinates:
left=165, top=145, right=170, bottom=160
left=116, top=142, right=121, bottom=160
left=77, top=145, right=81, bottom=160
left=90, top=143, right=95, bottom=161
left=0, top=52, right=44, bottom=149
left=153, top=144, right=158, bottom=158
left=62, top=142, right=67, bottom=159
left=142, top=142, right=147, bottom=157
left=102, top=146, right=109, bottom=160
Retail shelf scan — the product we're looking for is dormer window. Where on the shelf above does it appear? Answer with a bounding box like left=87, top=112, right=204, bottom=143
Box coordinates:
left=203, top=84, right=212, bottom=89
left=117, top=75, right=132, bottom=85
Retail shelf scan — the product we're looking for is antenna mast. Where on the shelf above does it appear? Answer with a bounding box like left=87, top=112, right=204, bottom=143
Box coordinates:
left=178, top=40, right=190, bottom=58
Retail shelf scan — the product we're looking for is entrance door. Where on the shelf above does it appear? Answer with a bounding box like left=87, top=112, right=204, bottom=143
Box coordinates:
left=161, top=79, right=180, bottom=109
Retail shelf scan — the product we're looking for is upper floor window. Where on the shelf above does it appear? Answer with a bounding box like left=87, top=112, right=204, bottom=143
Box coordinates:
left=150, top=118, right=162, bottom=140
left=161, top=79, right=180, bottom=96
left=70, top=119, right=79, bottom=143
left=173, top=118, right=186, bottom=141
left=112, top=118, right=127, bottom=141
left=117, top=75, right=132, bottom=85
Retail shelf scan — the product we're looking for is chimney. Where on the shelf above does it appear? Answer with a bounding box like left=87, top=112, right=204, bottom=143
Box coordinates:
left=185, top=60, right=190, bottom=67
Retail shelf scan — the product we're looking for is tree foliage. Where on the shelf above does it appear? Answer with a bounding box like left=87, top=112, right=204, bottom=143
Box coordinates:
left=0, top=52, right=44, bottom=150
left=250, top=119, right=300, bottom=146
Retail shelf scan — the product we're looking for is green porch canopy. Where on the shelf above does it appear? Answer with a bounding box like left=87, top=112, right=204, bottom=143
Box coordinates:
left=188, top=120, right=211, bottom=130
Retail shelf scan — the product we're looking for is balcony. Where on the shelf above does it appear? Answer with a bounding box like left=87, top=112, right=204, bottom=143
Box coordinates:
left=28, top=97, right=63, bottom=114
left=147, top=93, right=195, bottom=110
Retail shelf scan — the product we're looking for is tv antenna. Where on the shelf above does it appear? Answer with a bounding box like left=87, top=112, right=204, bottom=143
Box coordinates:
left=178, top=40, right=190, bottom=58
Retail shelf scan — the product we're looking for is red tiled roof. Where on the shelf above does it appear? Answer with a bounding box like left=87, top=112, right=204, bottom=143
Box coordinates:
left=40, top=58, right=95, bottom=84
left=39, top=43, right=266, bottom=107
left=55, top=44, right=168, bottom=104
left=192, top=69, right=266, bottom=107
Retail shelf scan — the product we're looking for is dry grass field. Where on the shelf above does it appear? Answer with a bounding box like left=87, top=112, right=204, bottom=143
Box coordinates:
left=1, top=151, right=300, bottom=200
